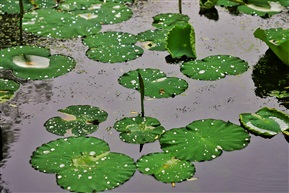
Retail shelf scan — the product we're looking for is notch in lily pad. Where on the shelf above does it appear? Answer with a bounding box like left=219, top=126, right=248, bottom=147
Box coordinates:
left=0, top=46, right=76, bottom=80
left=160, top=119, right=250, bottom=162
left=0, top=79, right=20, bottom=104
left=44, top=105, right=108, bottom=136
left=30, top=136, right=136, bottom=192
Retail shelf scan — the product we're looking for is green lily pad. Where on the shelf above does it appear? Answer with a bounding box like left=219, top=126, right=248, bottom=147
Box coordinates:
left=30, top=136, right=136, bottom=192
left=160, top=119, right=250, bottom=162
left=239, top=107, right=289, bottom=138
left=254, top=28, right=289, bottom=66
left=166, top=23, right=196, bottom=59
left=200, top=0, right=218, bottom=9
left=217, top=0, right=239, bottom=7
left=45, top=105, right=108, bottom=136
left=83, top=31, right=143, bottom=63
left=136, top=152, right=195, bottom=184
left=152, top=13, right=190, bottom=29
left=0, top=79, right=20, bottom=103
left=113, top=116, right=166, bottom=144
left=118, top=68, right=188, bottom=98
left=181, top=55, right=249, bottom=81
left=137, top=29, right=169, bottom=51
left=0, top=46, right=76, bottom=80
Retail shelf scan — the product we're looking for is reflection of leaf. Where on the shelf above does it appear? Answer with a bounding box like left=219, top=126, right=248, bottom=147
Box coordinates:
left=137, top=152, right=195, bottom=184
left=45, top=105, right=108, bottom=136
left=0, top=46, right=76, bottom=80
left=118, top=68, right=188, bottom=98
left=113, top=116, right=166, bottom=144
left=181, top=55, right=248, bottom=81
left=0, top=79, right=20, bottom=104
left=30, top=137, right=136, bottom=192
left=160, top=119, right=250, bottom=162
left=240, top=107, right=289, bottom=138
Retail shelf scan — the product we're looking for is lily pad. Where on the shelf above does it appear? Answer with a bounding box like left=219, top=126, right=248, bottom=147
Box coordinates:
left=239, top=107, right=289, bottom=138
left=0, top=79, right=20, bottom=103
left=137, top=29, right=169, bottom=51
left=152, top=13, right=190, bottom=29
left=160, top=119, right=250, bottom=162
left=200, top=0, right=218, bottom=10
left=0, top=46, right=76, bottom=80
left=118, top=68, right=188, bottom=98
left=181, top=55, right=249, bottom=81
left=30, top=136, right=136, bottom=192
left=136, top=152, right=195, bottom=184
left=45, top=105, right=108, bottom=136
left=83, top=31, right=143, bottom=63
left=254, top=28, right=289, bottom=66
left=113, top=116, right=166, bottom=144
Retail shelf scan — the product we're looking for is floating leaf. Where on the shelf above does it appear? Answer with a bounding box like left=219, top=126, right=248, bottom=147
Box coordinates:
left=166, top=23, right=196, bottom=59
left=83, top=31, right=143, bottom=63
left=200, top=0, right=218, bottom=10
left=0, top=79, right=20, bottom=103
left=118, top=68, right=188, bottom=98
left=152, top=13, right=190, bottom=29
left=160, top=119, right=250, bottom=162
left=136, top=152, right=195, bottom=184
left=181, top=55, right=248, bottom=81
left=239, top=107, right=289, bottom=138
left=113, top=116, right=166, bottom=144
left=137, top=29, right=169, bottom=51
left=45, top=105, right=108, bottom=136
left=217, top=0, right=239, bottom=7
left=30, top=136, right=136, bottom=192
left=0, top=46, right=76, bottom=80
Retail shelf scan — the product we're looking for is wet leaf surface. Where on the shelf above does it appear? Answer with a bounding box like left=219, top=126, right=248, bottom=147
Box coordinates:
left=0, top=79, right=20, bottom=103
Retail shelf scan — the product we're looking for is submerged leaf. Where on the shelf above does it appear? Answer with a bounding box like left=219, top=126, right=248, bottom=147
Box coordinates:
left=0, top=79, right=20, bottom=103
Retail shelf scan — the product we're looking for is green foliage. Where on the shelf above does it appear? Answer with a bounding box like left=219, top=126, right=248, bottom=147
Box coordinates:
left=137, top=29, right=169, bottom=51
left=0, top=79, right=20, bottom=103
left=152, top=13, right=190, bottom=29
left=200, top=0, right=219, bottom=9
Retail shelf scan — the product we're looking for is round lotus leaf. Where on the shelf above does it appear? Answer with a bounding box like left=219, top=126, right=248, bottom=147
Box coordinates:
left=45, top=105, right=108, bottom=136
left=181, top=55, right=249, bottom=81
left=113, top=116, right=166, bottom=144
left=239, top=107, right=289, bottom=138
left=160, top=119, right=250, bottom=162
left=118, top=68, right=188, bottom=98
left=0, top=79, right=20, bottom=103
left=136, top=152, right=195, bottom=183
left=22, top=9, right=101, bottom=38
left=83, top=31, right=143, bottom=63
left=137, top=29, right=169, bottom=51
left=30, top=136, right=136, bottom=192
left=0, top=46, right=76, bottom=80
left=152, top=13, right=190, bottom=29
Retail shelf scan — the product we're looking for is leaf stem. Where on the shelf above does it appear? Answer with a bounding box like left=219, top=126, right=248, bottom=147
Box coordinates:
left=138, top=71, right=145, bottom=117
left=178, top=0, right=182, bottom=14
left=19, top=0, right=24, bottom=45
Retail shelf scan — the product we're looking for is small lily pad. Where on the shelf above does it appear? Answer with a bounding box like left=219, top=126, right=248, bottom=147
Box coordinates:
left=0, top=79, right=20, bottom=103
left=160, top=119, right=250, bottom=162
left=30, top=136, right=136, bottom=192
left=239, top=107, right=289, bottom=138
left=83, top=31, right=143, bottom=63
left=45, top=105, right=108, bottom=136
left=0, top=46, right=76, bottom=80
left=200, top=0, right=218, bottom=10
left=118, top=68, right=188, bottom=98
left=136, top=152, right=195, bottom=184
left=137, top=29, right=169, bottom=51
left=113, top=116, right=166, bottom=144
left=181, top=55, right=249, bottom=81
left=152, top=13, right=190, bottom=29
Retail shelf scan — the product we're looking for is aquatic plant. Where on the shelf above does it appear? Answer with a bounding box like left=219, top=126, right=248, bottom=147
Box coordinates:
left=200, top=0, right=218, bottom=10
left=0, top=79, right=20, bottom=103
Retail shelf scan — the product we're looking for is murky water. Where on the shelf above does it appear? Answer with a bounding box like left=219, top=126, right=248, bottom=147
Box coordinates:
left=1, top=1, right=289, bottom=192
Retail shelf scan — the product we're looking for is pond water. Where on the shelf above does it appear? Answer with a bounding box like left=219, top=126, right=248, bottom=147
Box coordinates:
left=1, top=0, right=289, bottom=193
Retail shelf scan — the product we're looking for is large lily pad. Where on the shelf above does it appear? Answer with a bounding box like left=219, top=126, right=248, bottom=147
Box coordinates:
left=45, top=105, right=108, bottom=136
left=239, top=107, right=289, bottom=138
left=0, top=46, right=76, bottom=80
left=181, top=55, right=249, bottom=81
left=160, top=119, right=250, bottom=162
left=0, top=79, right=20, bottom=103
left=113, top=116, right=166, bottom=144
left=30, top=136, right=136, bottom=192
left=254, top=28, right=289, bottom=66
left=136, top=152, right=195, bottom=184
left=118, top=68, right=188, bottom=98
left=137, top=29, right=169, bottom=51
left=83, top=31, right=143, bottom=63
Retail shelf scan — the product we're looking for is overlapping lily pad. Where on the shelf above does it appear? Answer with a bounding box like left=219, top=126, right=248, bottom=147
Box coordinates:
left=118, top=68, right=188, bottom=98
left=45, top=105, right=108, bottom=136
left=136, top=152, right=195, bottom=184
left=30, top=136, right=136, bottom=192
left=152, top=13, right=190, bottom=29
left=0, top=79, right=20, bottom=103
left=113, top=116, right=166, bottom=144
left=160, top=119, right=250, bottom=162
left=181, top=55, right=249, bottom=80
left=240, top=107, right=289, bottom=138
left=0, top=46, right=76, bottom=80
left=83, top=31, right=143, bottom=63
